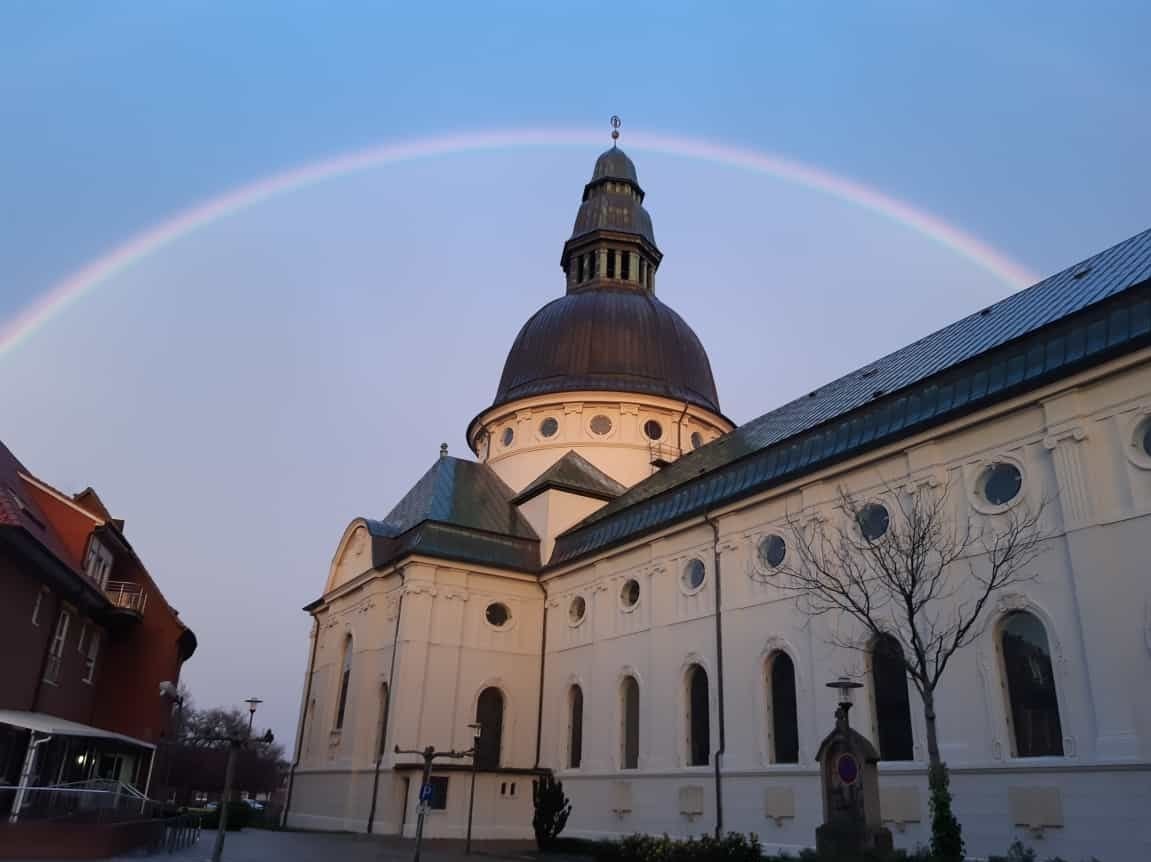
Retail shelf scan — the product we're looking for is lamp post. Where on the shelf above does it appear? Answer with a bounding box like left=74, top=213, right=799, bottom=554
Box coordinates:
left=211, top=699, right=271, bottom=862
left=826, top=676, right=863, bottom=727
left=244, top=698, right=263, bottom=737
left=394, top=744, right=470, bottom=862
left=465, top=722, right=483, bottom=855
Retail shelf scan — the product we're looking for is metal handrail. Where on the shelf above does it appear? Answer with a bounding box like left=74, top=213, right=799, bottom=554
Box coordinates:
left=105, top=580, right=148, bottom=614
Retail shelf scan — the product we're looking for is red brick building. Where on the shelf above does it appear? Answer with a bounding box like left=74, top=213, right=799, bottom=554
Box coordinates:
left=0, top=439, right=195, bottom=818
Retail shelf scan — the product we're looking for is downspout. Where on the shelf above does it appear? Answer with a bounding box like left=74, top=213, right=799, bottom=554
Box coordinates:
left=281, top=615, right=320, bottom=827
left=367, top=573, right=406, bottom=833
left=704, top=513, right=727, bottom=838
left=676, top=401, right=691, bottom=457
left=533, top=579, right=549, bottom=768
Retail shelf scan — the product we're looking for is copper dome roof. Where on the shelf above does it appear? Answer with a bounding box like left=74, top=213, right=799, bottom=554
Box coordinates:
left=490, top=287, right=722, bottom=414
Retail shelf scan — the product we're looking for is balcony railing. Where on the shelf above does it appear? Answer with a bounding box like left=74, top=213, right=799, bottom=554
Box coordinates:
left=105, top=581, right=147, bottom=615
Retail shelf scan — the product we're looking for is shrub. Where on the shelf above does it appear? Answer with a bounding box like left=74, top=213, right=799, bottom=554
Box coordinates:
left=927, top=763, right=964, bottom=862
left=199, top=800, right=251, bottom=831
left=532, top=773, right=573, bottom=850
left=594, top=832, right=761, bottom=862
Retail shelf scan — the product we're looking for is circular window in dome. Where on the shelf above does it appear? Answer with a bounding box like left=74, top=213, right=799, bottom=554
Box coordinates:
left=569, top=595, right=586, bottom=624
left=620, top=578, right=640, bottom=609
left=856, top=503, right=890, bottom=541
left=980, top=462, right=1023, bottom=506
left=643, top=420, right=663, bottom=441
left=501, top=427, right=514, bottom=448
left=1140, top=419, right=1151, bottom=458
left=757, top=534, right=787, bottom=570
left=539, top=417, right=559, bottom=438
left=589, top=414, right=614, bottom=437
left=682, top=558, right=706, bottom=591
left=485, top=602, right=511, bottom=628
left=691, top=431, right=704, bottom=450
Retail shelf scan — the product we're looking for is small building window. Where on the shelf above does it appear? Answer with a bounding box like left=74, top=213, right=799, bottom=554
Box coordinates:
left=1001, top=611, right=1064, bottom=757
left=980, top=462, right=1023, bottom=506
left=568, top=595, right=586, bottom=624
left=475, top=687, right=504, bottom=769
left=871, top=634, right=914, bottom=761
left=569, top=685, right=584, bottom=769
left=1142, top=421, right=1151, bottom=457
left=606, top=250, right=616, bottom=279
left=767, top=651, right=799, bottom=764
left=83, top=539, right=114, bottom=588
left=501, top=427, right=514, bottom=448
left=427, top=776, right=449, bottom=810
left=621, top=252, right=631, bottom=281
left=857, top=503, right=891, bottom=541
left=690, top=431, right=704, bottom=449
left=621, top=676, right=640, bottom=769
left=485, top=602, right=511, bottom=628
left=686, top=664, right=710, bottom=766
left=539, top=417, right=559, bottom=438
left=758, top=534, right=787, bottom=570
left=82, top=633, right=100, bottom=685
left=589, top=414, right=613, bottom=436
left=577, top=255, right=586, bottom=282
left=682, top=558, right=706, bottom=591
left=44, top=609, right=71, bottom=685
left=31, top=587, right=48, bottom=626
left=589, top=252, right=597, bottom=278
left=643, top=419, right=663, bottom=441
left=334, top=635, right=353, bottom=730
left=620, top=578, right=640, bottom=608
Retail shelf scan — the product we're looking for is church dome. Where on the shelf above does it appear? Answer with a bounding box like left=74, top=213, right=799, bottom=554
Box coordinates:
left=492, top=287, right=722, bottom=414
left=569, top=146, right=656, bottom=247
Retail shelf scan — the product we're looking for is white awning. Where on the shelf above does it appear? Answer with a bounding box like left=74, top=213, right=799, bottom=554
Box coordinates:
left=0, top=710, right=155, bottom=750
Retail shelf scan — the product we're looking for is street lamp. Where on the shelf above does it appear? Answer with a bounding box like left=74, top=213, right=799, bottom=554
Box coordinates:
left=465, top=722, right=483, bottom=855
left=826, top=676, right=863, bottom=727
left=244, top=698, right=263, bottom=737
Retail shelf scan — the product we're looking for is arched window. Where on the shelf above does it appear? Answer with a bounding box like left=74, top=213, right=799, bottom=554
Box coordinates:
left=872, top=635, right=914, bottom=761
left=767, top=651, right=799, bottom=764
left=475, top=687, right=504, bottom=770
left=376, top=682, right=391, bottom=759
left=686, top=665, right=710, bottom=766
left=568, top=685, right=584, bottom=769
left=621, top=676, right=640, bottom=770
left=1000, top=611, right=1064, bottom=757
left=334, top=636, right=353, bottom=730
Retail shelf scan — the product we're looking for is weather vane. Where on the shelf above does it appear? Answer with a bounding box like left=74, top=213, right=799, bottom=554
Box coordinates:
left=610, top=115, right=621, bottom=145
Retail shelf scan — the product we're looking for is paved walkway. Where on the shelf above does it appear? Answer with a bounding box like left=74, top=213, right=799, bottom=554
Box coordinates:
left=103, top=828, right=544, bottom=862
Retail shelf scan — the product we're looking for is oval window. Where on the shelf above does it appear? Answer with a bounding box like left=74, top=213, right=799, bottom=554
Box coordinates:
left=485, top=602, right=511, bottom=627
left=981, top=462, right=1022, bottom=506
left=690, top=431, right=704, bottom=450
left=589, top=415, right=614, bottom=436
left=539, top=417, right=559, bottom=438
left=643, top=420, right=663, bottom=441
left=569, top=595, right=586, bottom=624
left=501, top=427, right=514, bottom=447
left=758, top=534, right=786, bottom=569
left=682, top=558, right=706, bottom=591
left=620, top=578, right=640, bottom=608
left=856, top=503, right=890, bottom=541
left=1140, top=420, right=1151, bottom=457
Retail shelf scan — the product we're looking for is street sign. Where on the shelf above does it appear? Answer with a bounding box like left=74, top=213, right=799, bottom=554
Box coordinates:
left=419, top=783, right=433, bottom=803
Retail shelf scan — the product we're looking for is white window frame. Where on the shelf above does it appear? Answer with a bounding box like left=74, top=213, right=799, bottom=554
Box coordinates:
left=83, top=632, right=100, bottom=684
left=31, top=588, right=49, bottom=626
left=44, top=609, right=71, bottom=685
left=83, top=538, right=114, bottom=588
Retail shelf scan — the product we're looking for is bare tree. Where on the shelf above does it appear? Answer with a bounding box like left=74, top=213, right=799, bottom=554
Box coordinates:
left=775, top=479, right=1047, bottom=860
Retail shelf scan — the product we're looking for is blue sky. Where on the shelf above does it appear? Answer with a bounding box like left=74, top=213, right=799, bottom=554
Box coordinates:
left=2, top=2, right=1148, bottom=745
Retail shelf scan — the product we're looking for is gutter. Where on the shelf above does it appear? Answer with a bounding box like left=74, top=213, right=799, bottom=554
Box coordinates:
left=533, top=579, right=549, bottom=768
left=281, top=615, right=320, bottom=827
left=367, top=572, right=406, bottom=833
left=704, top=513, right=727, bottom=838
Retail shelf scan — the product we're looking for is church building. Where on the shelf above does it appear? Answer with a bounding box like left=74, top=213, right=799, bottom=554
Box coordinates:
left=284, top=144, right=1151, bottom=861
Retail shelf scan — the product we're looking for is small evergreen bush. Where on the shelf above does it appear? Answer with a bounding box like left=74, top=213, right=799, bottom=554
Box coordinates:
left=532, top=773, right=573, bottom=850
left=927, top=763, right=964, bottom=862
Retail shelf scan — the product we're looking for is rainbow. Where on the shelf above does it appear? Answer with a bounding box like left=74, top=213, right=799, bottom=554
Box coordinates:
left=0, top=128, right=1039, bottom=359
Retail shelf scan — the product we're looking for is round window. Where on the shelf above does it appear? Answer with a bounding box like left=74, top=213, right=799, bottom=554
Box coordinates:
left=758, top=534, right=786, bottom=569
left=856, top=503, right=890, bottom=541
left=589, top=414, right=614, bottom=436
left=620, top=578, right=640, bottom=608
left=691, top=431, right=704, bottom=450
left=643, top=420, right=663, bottom=441
left=539, top=417, right=559, bottom=438
left=682, top=558, right=706, bottom=591
left=501, top=427, right=514, bottom=447
left=1141, top=421, right=1151, bottom=457
left=485, top=602, right=511, bottom=627
left=981, top=462, right=1022, bottom=506
left=569, top=595, right=586, bottom=624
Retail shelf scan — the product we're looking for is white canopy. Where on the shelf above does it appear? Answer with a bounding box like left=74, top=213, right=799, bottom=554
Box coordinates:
left=0, top=710, right=155, bottom=750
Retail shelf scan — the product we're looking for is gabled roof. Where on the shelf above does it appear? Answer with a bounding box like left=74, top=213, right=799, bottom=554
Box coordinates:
left=360, top=456, right=540, bottom=573
left=0, top=439, right=82, bottom=574
left=513, top=451, right=628, bottom=504
left=551, top=226, right=1151, bottom=566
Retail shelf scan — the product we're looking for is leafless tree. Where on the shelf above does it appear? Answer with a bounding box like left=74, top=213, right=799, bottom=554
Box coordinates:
left=775, top=479, right=1047, bottom=858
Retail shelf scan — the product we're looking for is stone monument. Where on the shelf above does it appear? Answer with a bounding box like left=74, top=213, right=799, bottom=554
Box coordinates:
left=814, top=677, right=893, bottom=856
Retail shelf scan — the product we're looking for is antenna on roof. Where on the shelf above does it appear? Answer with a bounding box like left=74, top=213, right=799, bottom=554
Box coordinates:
left=610, top=115, right=621, bottom=146
left=439, top=443, right=448, bottom=459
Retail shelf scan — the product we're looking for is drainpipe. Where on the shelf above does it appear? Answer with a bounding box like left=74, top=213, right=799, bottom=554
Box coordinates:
left=533, top=579, right=549, bottom=768
left=703, top=513, right=727, bottom=838
left=367, top=574, right=406, bottom=833
left=281, top=616, right=320, bottom=827
left=676, top=401, right=691, bottom=457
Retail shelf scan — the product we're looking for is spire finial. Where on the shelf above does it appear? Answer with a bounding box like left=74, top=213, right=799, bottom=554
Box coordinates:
left=439, top=442, right=448, bottom=459
left=610, top=114, right=621, bottom=146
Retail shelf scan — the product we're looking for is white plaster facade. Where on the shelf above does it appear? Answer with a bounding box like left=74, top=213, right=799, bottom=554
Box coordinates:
left=285, top=147, right=1151, bottom=860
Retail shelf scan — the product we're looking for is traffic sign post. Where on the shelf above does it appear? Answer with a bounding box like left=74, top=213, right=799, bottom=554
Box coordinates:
left=394, top=744, right=470, bottom=862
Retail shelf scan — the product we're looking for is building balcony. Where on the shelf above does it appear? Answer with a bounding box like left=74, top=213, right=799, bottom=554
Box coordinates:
left=103, top=581, right=147, bottom=620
